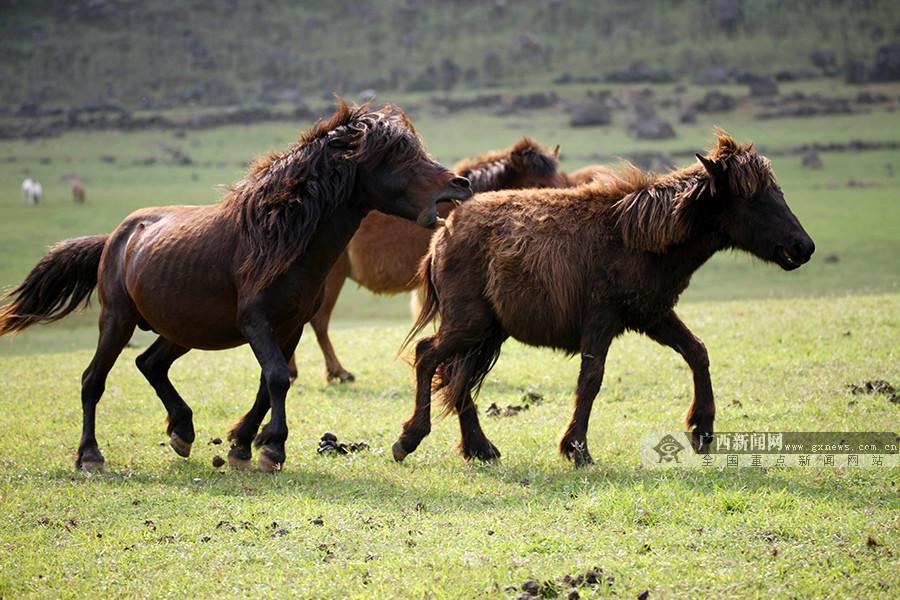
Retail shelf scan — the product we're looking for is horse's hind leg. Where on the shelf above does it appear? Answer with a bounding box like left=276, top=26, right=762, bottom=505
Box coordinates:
left=135, top=337, right=193, bottom=457
left=78, top=307, right=137, bottom=470
left=442, top=329, right=506, bottom=462
left=310, top=251, right=354, bottom=383
left=394, top=307, right=501, bottom=461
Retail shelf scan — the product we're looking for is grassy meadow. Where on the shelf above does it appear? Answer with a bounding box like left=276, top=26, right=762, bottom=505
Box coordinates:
left=0, top=82, right=898, bottom=597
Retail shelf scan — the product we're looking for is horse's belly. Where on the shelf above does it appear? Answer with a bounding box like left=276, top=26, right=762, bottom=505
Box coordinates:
left=122, top=215, right=243, bottom=349
left=491, top=293, right=580, bottom=352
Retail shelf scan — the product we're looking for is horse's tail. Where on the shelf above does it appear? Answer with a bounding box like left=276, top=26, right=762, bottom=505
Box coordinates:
left=0, top=235, right=108, bottom=335
left=401, top=252, right=441, bottom=354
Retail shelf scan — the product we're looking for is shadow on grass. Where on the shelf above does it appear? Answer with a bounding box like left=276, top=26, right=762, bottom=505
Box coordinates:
left=36, top=453, right=886, bottom=514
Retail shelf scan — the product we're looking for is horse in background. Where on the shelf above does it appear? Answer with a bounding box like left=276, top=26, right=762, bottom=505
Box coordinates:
left=72, top=180, right=85, bottom=204
left=295, top=136, right=568, bottom=383
left=21, top=178, right=42, bottom=204
left=0, top=102, right=472, bottom=472
left=394, top=132, right=815, bottom=466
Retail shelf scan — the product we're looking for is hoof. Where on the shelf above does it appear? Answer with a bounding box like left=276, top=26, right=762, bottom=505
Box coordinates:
left=561, top=439, right=593, bottom=467
left=77, top=458, right=105, bottom=472
left=169, top=433, right=192, bottom=458
left=228, top=445, right=252, bottom=470
left=228, top=455, right=252, bottom=470
left=462, top=442, right=502, bottom=463
left=326, top=369, right=355, bottom=384
left=257, top=450, right=283, bottom=473
left=76, top=448, right=105, bottom=471
left=692, top=430, right=714, bottom=453
left=391, top=440, right=408, bottom=462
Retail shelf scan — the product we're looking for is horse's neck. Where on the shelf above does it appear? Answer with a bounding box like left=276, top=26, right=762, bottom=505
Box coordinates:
left=657, top=216, right=726, bottom=287
left=292, top=203, right=368, bottom=276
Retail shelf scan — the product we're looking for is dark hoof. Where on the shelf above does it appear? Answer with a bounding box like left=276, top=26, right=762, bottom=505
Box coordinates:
left=692, top=430, right=714, bottom=453
left=169, top=433, right=192, bottom=458
left=227, top=445, right=252, bottom=470
left=392, top=440, right=408, bottom=462
left=258, top=447, right=284, bottom=473
left=326, top=369, right=355, bottom=384
left=76, top=447, right=105, bottom=471
left=462, top=441, right=502, bottom=463
left=561, top=440, right=594, bottom=467
left=228, top=455, right=252, bottom=470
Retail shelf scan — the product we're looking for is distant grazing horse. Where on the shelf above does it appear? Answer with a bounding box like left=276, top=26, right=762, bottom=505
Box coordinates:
left=21, top=178, right=42, bottom=204
left=294, top=136, right=568, bottom=383
left=0, top=102, right=472, bottom=472
left=393, top=132, right=815, bottom=466
left=72, top=180, right=85, bottom=204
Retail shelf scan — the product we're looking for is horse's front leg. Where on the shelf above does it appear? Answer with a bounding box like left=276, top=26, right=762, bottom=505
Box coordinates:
left=559, top=330, right=614, bottom=467
left=238, top=310, right=299, bottom=472
left=644, top=310, right=714, bottom=452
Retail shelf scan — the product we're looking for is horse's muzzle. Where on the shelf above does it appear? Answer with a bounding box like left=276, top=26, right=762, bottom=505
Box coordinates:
left=416, top=205, right=442, bottom=229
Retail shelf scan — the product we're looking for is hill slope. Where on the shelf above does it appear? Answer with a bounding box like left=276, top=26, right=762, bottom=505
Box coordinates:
left=2, top=0, right=899, bottom=110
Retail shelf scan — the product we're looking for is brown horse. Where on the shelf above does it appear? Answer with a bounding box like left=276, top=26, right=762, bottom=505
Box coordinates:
left=393, top=132, right=815, bottom=466
left=0, top=102, right=472, bottom=472
left=72, top=180, right=85, bottom=204
left=296, top=136, right=567, bottom=383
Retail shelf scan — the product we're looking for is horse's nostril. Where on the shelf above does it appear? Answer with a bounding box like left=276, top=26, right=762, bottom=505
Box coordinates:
left=451, top=176, right=471, bottom=190
left=793, top=239, right=814, bottom=258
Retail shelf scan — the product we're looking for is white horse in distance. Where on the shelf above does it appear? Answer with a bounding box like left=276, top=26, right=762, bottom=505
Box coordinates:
left=21, top=178, right=43, bottom=205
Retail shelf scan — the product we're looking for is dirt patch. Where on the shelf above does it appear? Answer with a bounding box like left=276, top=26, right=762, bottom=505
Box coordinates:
left=847, top=380, right=898, bottom=403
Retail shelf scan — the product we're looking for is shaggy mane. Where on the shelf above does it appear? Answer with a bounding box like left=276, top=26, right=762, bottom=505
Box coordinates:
left=592, top=131, right=775, bottom=252
left=224, top=100, right=428, bottom=293
left=453, top=137, right=558, bottom=192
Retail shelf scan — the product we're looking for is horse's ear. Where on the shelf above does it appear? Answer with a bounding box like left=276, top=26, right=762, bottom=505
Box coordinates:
left=696, top=153, right=726, bottom=195
left=553, top=145, right=561, bottom=158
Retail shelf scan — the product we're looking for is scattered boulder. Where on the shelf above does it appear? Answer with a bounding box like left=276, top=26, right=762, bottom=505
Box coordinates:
left=692, top=90, right=737, bottom=113
left=606, top=61, right=674, bottom=84
left=872, top=42, right=900, bottom=82
left=568, top=100, right=611, bottom=127
left=510, top=91, right=558, bottom=110
left=629, top=117, right=675, bottom=140
left=810, top=48, right=837, bottom=74
left=846, top=60, right=871, bottom=84
left=801, top=151, right=823, bottom=169
left=747, top=77, right=779, bottom=97
left=694, top=66, right=734, bottom=85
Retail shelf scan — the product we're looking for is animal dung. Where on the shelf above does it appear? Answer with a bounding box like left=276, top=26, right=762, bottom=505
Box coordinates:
left=485, top=402, right=531, bottom=417
left=211, top=455, right=226, bottom=468
left=316, top=433, right=369, bottom=455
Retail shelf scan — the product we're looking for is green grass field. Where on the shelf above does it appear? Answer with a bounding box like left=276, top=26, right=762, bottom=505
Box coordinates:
left=0, top=82, right=898, bottom=597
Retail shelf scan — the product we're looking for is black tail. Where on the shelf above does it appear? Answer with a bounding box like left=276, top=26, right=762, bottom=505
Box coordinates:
left=400, top=252, right=441, bottom=353
left=0, top=235, right=108, bottom=335
left=433, top=324, right=506, bottom=416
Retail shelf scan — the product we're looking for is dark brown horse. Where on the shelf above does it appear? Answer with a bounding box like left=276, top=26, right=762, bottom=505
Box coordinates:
left=0, top=102, right=472, bottom=472
left=393, top=132, right=815, bottom=466
left=296, top=136, right=568, bottom=383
